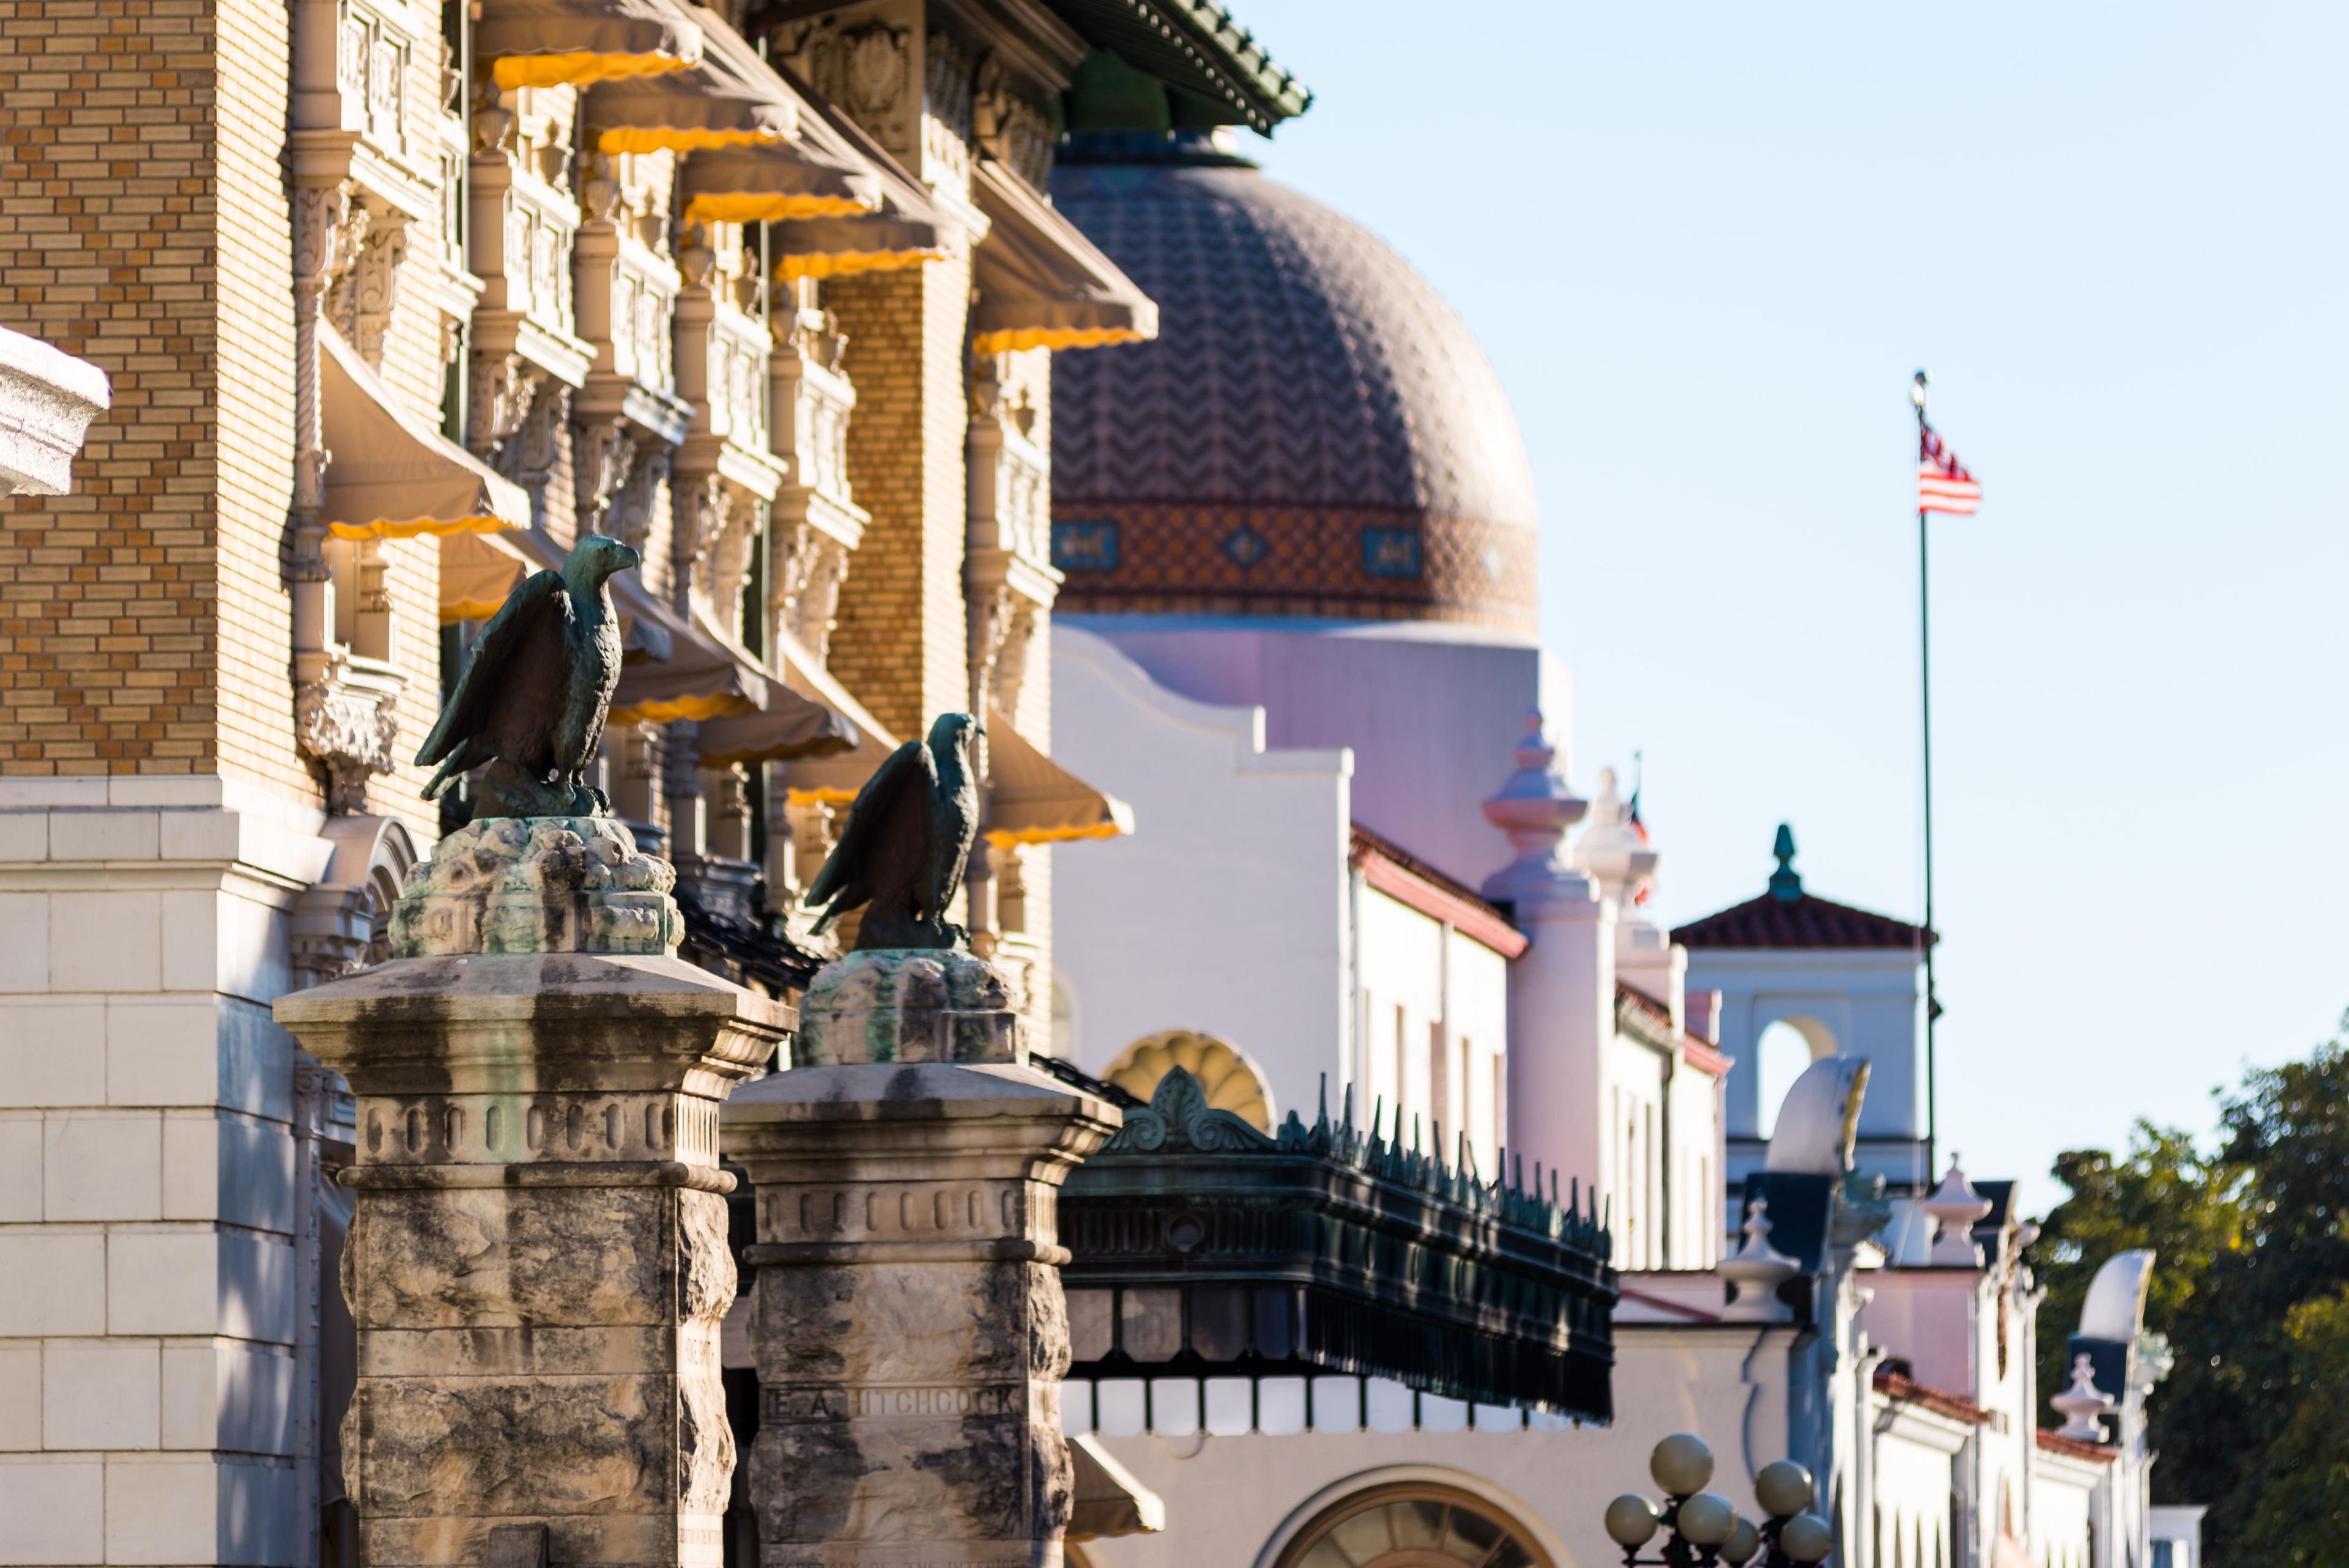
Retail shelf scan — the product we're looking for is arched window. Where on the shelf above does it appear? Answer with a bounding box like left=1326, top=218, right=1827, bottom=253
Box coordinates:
left=1105, top=1030, right=1273, bottom=1132
left=1754, top=1020, right=1818, bottom=1139
left=1274, top=1483, right=1551, bottom=1568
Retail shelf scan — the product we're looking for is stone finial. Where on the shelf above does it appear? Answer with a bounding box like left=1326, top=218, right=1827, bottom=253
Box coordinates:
left=1768, top=823, right=1803, bottom=903
left=1573, top=765, right=1660, bottom=910
left=2051, top=1353, right=2117, bottom=1442
left=1921, top=1153, right=1994, bottom=1267
left=1719, top=1197, right=1800, bottom=1320
left=390, top=815, right=681, bottom=956
left=1481, top=709, right=1590, bottom=903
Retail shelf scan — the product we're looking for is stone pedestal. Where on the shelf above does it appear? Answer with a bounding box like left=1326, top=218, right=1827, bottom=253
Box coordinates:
left=276, top=818, right=791, bottom=1568
left=722, top=949, right=1118, bottom=1567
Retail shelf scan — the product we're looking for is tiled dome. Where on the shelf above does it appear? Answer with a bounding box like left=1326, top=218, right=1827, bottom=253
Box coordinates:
left=1048, top=147, right=1539, bottom=632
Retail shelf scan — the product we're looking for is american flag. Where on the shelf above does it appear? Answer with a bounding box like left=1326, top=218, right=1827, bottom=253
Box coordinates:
left=1918, top=423, right=1982, bottom=515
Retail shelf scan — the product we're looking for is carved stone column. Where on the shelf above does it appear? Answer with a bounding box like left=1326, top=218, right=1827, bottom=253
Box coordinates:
left=275, top=816, right=792, bottom=1568
left=722, top=950, right=1118, bottom=1567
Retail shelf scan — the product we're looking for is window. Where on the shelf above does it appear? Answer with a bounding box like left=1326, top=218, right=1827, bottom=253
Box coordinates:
left=1428, top=1024, right=1450, bottom=1139
left=1394, top=1005, right=1409, bottom=1131
left=1275, top=1482, right=1551, bottom=1568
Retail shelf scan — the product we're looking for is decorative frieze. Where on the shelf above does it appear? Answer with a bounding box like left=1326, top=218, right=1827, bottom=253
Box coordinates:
left=777, top=17, right=915, bottom=153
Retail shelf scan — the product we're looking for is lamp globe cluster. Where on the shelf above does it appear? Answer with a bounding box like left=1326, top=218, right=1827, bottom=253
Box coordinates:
left=1601, top=1435, right=1837, bottom=1568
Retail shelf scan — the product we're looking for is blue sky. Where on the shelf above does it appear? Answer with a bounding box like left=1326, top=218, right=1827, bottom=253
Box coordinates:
left=1234, top=1, right=2348, bottom=1211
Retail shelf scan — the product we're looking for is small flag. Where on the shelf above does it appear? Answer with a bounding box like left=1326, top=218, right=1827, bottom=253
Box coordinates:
left=1918, top=423, right=1982, bottom=515
left=1627, top=761, right=1654, bottom=908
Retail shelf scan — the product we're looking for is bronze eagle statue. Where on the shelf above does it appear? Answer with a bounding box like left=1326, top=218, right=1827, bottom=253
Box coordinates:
left=417, top=533, right=639, bottom=818
left=804, top=712, right=981, bottom=950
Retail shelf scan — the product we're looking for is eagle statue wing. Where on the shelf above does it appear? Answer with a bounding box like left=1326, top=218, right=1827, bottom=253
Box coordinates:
left=803, top=738, right=936, bottom=932
left=414, top=569, right=570, bottom=793
left=927, top=742, right=979, bottom=919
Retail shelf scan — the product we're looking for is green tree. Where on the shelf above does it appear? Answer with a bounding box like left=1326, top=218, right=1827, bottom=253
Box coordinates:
left=2027, top=1029, right=2349, bottom=1564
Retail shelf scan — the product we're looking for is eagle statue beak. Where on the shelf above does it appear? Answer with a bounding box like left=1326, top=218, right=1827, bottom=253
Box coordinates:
left=614, top=541, right=640, bottom=571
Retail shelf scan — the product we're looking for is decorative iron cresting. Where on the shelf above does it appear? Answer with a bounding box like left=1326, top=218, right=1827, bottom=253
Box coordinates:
left=1059, top=1067, right=1618, bottom=1420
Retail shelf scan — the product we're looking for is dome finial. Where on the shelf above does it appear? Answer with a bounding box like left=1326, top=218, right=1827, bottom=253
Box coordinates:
left=1768, top=823, right=1802, bottom=903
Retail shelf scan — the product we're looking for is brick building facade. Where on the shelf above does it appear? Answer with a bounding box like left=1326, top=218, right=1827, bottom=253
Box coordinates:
left=0, top=0, right=1220, bottom=1555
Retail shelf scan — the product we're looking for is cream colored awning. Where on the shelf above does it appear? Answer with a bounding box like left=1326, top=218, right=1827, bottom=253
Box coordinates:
left=477, top=0, right=702, bottom=89
left=968, top=158, right=1156, bottom=356
left=1067, top=1435, right=1165, bottom=1542
left=984, top=709, right=1133, bottom=846
left=582, top=6, right=796, bottom=153
left=691, top=699, right=856, bottom=766
left=439, top=530, right=527, bottom=624
left=321, top=327, right=529, bottom=542
left=766, top=60, right=967, bottom=281
left=608, top=593, right=766, bottom=725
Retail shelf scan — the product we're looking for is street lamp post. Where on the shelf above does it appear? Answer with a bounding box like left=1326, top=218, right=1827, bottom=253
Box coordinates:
left=1604, top=1435, right=1836, bottom=1568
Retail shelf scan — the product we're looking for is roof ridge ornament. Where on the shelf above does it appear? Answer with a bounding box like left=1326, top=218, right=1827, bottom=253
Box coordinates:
left=1768, top=822, right=1803, bottom=903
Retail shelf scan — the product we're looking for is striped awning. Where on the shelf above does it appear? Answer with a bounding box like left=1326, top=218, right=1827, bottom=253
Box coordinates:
left=321, top=327, right=528, bottom=542
left=582, top=5, right=796, bottom=153
left=476, top=0, right=702, bottom=89
left=984, top=710, right=1132, bottom=846
left=968, top=157, right=1156, bottom=356
left=607, top=595, right=767, bottom=725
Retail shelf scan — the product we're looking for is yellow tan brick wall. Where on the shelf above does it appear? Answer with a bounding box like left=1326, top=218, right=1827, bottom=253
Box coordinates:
left=0, top=0, right=235, bottom=780
left=821, top=253, right=970, bottom=742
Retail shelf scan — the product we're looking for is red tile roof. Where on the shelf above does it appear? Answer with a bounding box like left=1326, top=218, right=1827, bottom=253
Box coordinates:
left=2035, top=1429, right=2117, bottom=1463
left=1349, top=826, right=1529, bottom=958
left=1874, top=1366, right=1994, bottom=1425
left=1616, top=983, right=1735, bottom=1079
left=1672, top=891, right=1934, bottom=952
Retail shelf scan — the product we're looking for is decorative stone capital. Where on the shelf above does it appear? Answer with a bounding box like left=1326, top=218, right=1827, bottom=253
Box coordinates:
left=392, top=815, right=682, bottom=956
left=793, top=948, right=1025, bottom=1066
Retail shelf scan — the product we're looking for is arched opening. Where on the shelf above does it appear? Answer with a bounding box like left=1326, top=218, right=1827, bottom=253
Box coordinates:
left=1105, top=1030, right=1273, bottom=1132
left=1754, top=1021, right=1819, bottom=1140
left=1273, top=1482, right=1553, bottom=1568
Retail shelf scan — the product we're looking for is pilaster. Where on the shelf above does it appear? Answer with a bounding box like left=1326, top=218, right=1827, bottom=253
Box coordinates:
left=275, top=817, right=790, bottom=1567
left=722, top=949, right=1116, bottom=1566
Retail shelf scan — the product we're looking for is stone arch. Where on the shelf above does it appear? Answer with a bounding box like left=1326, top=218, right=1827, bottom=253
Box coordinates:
left=294, top=815, right=419, bottom=981
left=1260, top=1471, right=1559, bottom=1568
left=1105, top=1029, right=1273, bottom=1132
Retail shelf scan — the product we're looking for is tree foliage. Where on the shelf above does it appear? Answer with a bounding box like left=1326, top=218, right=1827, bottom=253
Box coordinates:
left=2027, top=1028, right=2349, bottom=1564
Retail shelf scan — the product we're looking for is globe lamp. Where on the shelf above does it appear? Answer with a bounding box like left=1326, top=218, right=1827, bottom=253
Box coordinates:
left=1604, top=1495, right=1661, bottom=1548
left=1753, top=1460, right=1816, bottom=1518
left=1720, top=1516, right=1762, bottom=1566
left=1649, top=1432, right=1714, bottom=1496
left=1675, top=1493, right=1737, bottom=1548
left=1778, top=1513, right=1835, bottom=1564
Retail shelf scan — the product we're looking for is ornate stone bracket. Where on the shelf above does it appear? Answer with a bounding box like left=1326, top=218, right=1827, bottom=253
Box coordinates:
left=294, top=652, right=405, bottom=815
left=774, top=521, right=850, bottom=667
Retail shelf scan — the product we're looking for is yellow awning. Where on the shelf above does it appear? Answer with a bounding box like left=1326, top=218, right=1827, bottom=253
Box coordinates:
left=321, top=327, right=529, bottom=543
left=608, top=593, right=767, bottom=725
left=691, top=699, right=857, bottom=766
left=968, top=157, right=1156, bottom=357
left=677, top=144, right=879, bottom=228
left=438, top=530, right=528, bottom=624
left=477, top=0, right=702, bottom=89
left=582, top=5, right=796, bottom=153
left=984, top=709, right=1134, bottom=846
left=765, top=58, right=965, bottom=279
left=1068, top=1434, right=1165, bottom=1542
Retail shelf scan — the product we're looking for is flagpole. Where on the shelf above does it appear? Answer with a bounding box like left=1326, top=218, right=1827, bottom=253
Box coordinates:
left=1910, top=370, right=1939, bottom=1186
